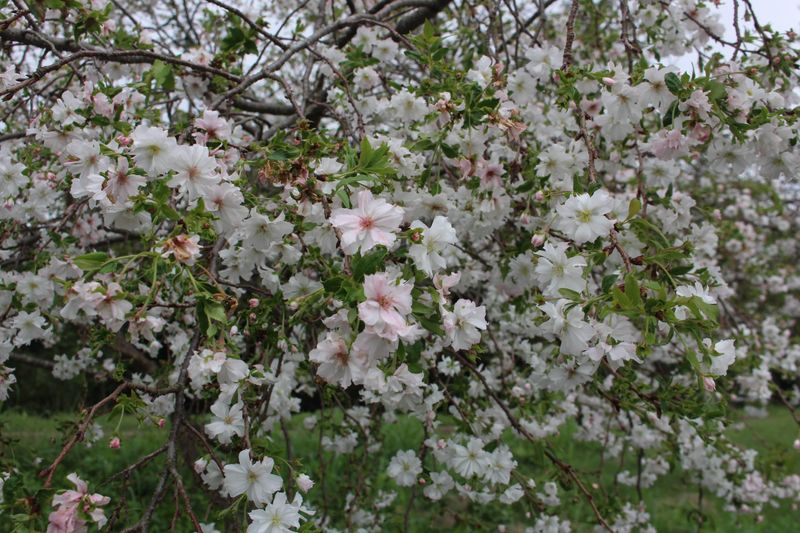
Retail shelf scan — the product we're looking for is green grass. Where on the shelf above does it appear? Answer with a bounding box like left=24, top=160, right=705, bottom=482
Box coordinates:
left=1, top=406, right=797, bottom=531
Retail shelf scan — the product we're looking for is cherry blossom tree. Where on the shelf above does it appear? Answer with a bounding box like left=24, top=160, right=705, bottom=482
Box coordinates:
left=1, top=0, right=799, bottom=531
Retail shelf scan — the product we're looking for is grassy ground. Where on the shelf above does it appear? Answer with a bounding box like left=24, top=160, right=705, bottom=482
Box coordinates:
left=0, top=406, right=797, bottom=531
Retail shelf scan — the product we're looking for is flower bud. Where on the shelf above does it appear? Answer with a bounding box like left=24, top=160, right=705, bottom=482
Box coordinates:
left=248, top=298, right=259, bottom=308
left=703, top=376, right=716, bottom=392
left=297, top=474, right=314, bottom=493
left=109, top=437, right=121, bottom=449
left=531, top=234, right=545, bottom=247
left=158, top=418, right=166, bottom=428
left=534, top=190, right=545, bottom=202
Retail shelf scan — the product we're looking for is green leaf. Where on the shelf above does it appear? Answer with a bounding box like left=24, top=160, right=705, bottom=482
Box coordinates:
left=204, top=301, right=227, bottom=323
left=601, top=274, right=618, bottom=292
left=411, top=300, right=435, bottom=317
left=612, top=286, right=631, bottom=308
left=73, top=252, right=109, bottom=271
left=664, top=72, right=682, bottom=95
left=335, top=188, right=351, bottom=208
left=624, top=273, right=642, bottom=309
left=706, top=80, right=727, bottom=101
left=322, top=276, right=343, bottom=294
left=662, top=100, right=679, bottom=128
left=558, top=288, right=582, bottom=301
left=351, top=248, right=387, bottom=281
left=627, top=197, right=641, bottom=220
left=199, top=299, right=227, bottom=336
left=149, top=60, right=175, bottom=91
left=417, top=315, right=444, bottom=336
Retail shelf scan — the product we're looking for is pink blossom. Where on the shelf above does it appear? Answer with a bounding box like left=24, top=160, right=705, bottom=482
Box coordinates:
left=648, top=129, right=689, bottom=160
left=357, top=273, right=413, bottom=340
left=329, top=190, right=404, bottom=255
left=47, top=473, right=110, bottom=533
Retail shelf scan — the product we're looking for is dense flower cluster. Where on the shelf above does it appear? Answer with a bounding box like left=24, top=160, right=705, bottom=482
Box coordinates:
left=0, top=0, right=799, bottom=531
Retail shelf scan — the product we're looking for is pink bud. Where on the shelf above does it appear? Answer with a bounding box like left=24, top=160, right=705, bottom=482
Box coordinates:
left=116, top=135, right=132, bottom=146
left=296, top=474, right=314, bottom=493
left=534, top=190, right=545, bottom=202
left=249, top=313, right=257, bottom=321
left=248, top=298, right=259, bottom=308
left=531, top=234, right=545, bottom=247
left=703, top=376, right=716, bottom=392
left=158, top=418, right=166, bottom=428
left=602, top=77, right=617, bottom=86
left=109, top=437, right=121, bottom=449
left=436, top=439, right=447, bottom=449
left=418, top=478, right=426, bottom=485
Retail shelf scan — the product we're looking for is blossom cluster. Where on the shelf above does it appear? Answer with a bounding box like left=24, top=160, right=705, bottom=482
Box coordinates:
left=1, top=0, right=799, bottom=531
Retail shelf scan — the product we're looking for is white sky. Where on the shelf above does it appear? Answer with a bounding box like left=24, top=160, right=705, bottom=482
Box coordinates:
left=716, top=0, right=800, bottom=36
left=671, top=0, right=800, bottom=70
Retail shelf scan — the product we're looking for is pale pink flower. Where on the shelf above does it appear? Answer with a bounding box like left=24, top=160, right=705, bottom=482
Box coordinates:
left=309, top=332, right=363, bottom=388
left=47, top=473, right=110, bottom=533
left=329, top=190, right=404, bottom=255
left=357, top=273, right=413, bottom=340
left=648, top=129, right=689, bottom=160
left=161, top=234, right=201, bottom=264
left=296, top=474, right=314, bottom=493
left=103, top=157, right=145, bottom=203
left=443, top=299, right=487, bottom=351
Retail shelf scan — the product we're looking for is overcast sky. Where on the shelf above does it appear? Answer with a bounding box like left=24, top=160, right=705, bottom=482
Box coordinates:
left=670, top=1, right=799, bottom=69
left=717, top=0, right=800, bottom=36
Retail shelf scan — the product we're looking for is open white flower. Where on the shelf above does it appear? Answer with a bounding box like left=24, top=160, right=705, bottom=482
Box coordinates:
left=247, top=492, right=310, bottom=533
left=443, top=299, right=487, bottom=351
left=130, top=125, right=177, bottom=176
left=408, top=216, right=457, bottom=276
left=540, top=299, right=594, bottom=356
left=423, top=471, right=454, bottom=500
left=555, top=190, right=615, bottom=245
left=387, top=449, right=422, bottom=486
left=535, top=241, right=587, bottom=296
left=701, top=338, right=737, bottom=376
left=223, top=449, right=282, bottom=505
left=204, top=400, right=244, bottom=444
left=450, top=438, right=490, bottom=478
